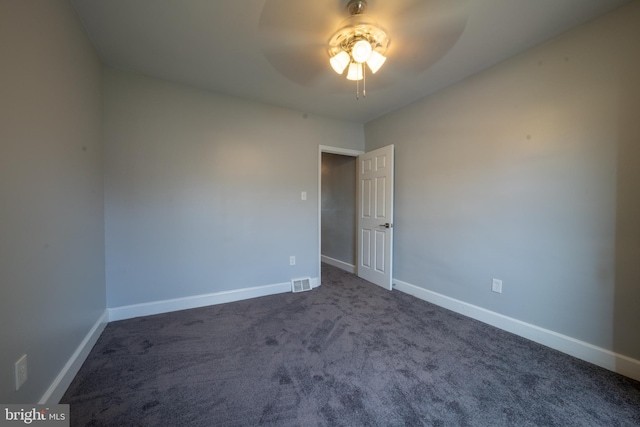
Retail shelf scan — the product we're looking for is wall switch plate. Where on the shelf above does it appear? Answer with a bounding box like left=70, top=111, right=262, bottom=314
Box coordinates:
left=492, top=278, right=503, bottom=294
left=290, top=256, right=296, bottom=265
left=15, top=354, right=27, bottom=390
left=301, top=191, right=307, bottom=201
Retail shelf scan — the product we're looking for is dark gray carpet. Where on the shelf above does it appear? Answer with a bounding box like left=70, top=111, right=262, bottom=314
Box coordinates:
left=62, top=263, right=640, bottom=426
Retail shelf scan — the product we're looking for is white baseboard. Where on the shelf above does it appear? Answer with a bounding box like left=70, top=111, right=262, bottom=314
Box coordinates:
left=393, top=278, right=640, bottom=382
left=40, top=310, right=109, bottom=404
left=109, top=278, right=319, bottom=322
left=321, top=255, right=356, bottom=274
left=310, top=277, right=320, bottom=288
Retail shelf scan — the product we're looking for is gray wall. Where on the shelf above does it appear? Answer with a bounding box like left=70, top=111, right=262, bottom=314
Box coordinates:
left=365, top=2, right=640, bottom=360
left=321, top=153, right=357, bottom=266
left=0, top=0, right=105, bottom=403
left=104, top=69, right=364, bottom=307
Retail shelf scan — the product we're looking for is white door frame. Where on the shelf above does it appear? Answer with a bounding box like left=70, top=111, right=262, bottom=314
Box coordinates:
left=318, top=145, right=364, bottom=285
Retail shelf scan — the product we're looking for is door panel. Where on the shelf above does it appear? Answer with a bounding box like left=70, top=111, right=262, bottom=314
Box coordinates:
left=374, top=230, right=385, bottom=273
left=361, top=230, right=371, bottom=268
left=375, top=176, right=386, bottom=218
left=361, top=178, right=372, bottom=218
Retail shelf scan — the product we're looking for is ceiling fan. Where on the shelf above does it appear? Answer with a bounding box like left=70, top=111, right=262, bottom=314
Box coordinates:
left=326, top=0, right=391, bottom=98
left=259, top=0, right=468, bottom=96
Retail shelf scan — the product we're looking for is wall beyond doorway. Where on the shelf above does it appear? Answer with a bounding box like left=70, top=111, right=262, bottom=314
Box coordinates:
left=321, top=153, right=357, bottom=271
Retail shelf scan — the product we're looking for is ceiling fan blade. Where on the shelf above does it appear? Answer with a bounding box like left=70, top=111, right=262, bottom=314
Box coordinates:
left=372, top=0, right=467, bottom=32
left=371, top=0, right=469, bottom=75
left=258, top=0, right=348, bottom=88
left=263, top=45, right=343, bottom=89
left=259, top=0, right=343, bottom=35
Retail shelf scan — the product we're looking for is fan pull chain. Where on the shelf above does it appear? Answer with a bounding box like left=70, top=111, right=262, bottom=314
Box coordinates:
left=355, top=65, right=366, bottom=100
left=363, top=64, right=366, bottom=98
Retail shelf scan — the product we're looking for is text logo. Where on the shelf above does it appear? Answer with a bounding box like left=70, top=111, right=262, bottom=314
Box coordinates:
left=1, top=405, right=69, bottom=427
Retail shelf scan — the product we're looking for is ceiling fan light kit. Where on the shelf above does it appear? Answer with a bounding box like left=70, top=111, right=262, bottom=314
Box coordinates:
left=328, top=0, right=390, bottom=99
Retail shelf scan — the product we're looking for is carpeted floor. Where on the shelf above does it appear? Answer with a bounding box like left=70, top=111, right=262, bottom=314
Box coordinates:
left=62, top=263, right=640, bottom=426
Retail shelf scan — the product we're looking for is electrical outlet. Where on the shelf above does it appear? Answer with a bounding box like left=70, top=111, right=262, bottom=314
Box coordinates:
left=15, top=354, right=27, bottom=390
left=492, top=278, right=503, bottom=294
left=290, top=256, right=296, bottom=265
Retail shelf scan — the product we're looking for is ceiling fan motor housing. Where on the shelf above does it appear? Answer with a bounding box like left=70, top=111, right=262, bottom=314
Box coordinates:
left=347, top=0, right=367, bottom=16
left=328, top=15, right=389, bottom=62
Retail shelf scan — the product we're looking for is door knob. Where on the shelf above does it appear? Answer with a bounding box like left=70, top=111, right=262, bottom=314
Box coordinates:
left=379, top=223, right=392, bottom=228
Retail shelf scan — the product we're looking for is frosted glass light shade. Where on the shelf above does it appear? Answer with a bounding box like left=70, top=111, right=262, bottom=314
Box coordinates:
left=351, top=40, right=372, bottom=63
left=330, top=51, right=350, bottom=74
left=346, top=62, right=363, bottom=81
left=366, top=51, right=386, bottom=73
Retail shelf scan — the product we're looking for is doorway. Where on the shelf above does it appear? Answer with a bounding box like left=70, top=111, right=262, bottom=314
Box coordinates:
left=318, top=146, right=363, bottom=284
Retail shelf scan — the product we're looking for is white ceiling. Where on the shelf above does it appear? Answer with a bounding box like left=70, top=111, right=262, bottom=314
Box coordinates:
left=70, top=0, right=631, bottom=123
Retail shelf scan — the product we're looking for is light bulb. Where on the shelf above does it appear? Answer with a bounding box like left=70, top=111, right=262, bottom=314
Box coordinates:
left=330, top=51, right=350, bottom=74
left=351, top=40, right=372, bottom=63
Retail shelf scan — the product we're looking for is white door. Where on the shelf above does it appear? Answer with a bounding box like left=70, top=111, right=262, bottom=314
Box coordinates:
left=357, top=145, right=394, bottom=290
